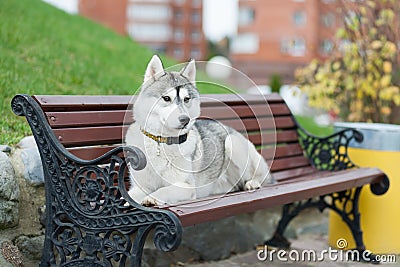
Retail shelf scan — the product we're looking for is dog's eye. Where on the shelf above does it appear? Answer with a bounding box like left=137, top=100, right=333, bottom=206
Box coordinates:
left=162, top=96, right=171, bottom=102
left=184, top=97, right=191, bottom=103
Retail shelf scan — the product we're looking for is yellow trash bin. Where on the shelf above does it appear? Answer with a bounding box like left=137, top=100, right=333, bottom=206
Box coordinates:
left=328, top=122, right=400, bottom=254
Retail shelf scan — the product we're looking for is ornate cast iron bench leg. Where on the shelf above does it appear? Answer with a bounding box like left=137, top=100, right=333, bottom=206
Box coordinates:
left=266, top=185, right=388, bottom=263
left=266, top=188, right=367, bottom=249
left=265, top=197, right=327, bottom=249
left=12, top=94, right=183, bottom=267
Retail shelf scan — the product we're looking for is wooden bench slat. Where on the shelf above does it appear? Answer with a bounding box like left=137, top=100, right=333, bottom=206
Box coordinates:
left=199, top=93, right=285, bottom=107
left=46, top=110, right=132, bottom=128
left=33, top=95, right=133, bottom=111
left=259, top=144, right=304, bottom=160
left=274, top=143, right=304, bottom=158
left=218, top=116, right=295, bottom=132
left=164, top=168, right=385, bottom=226
left=54, top=126, right=128, bottom=147
left=248, top=130, right=299, bottom=146
left=269, top=103, right=291, bottom=116
left=200, top=103, right=290, bottom=120
left=272, top=166, right=318, bottom=181
left=34, top=93, right=285, bottom=111
left=269, top=155, right=310, bottom=172
left=45, top=104, right=290, bottom=129
left=68, top=145, right=118, bottom=160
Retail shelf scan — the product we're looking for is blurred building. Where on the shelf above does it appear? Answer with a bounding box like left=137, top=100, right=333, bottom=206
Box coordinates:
left=79, top=0, right=207, bottom=61
left=230, top=0, right=339, bottom=84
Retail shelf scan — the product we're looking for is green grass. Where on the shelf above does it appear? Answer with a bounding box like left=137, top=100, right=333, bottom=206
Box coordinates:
left=0, top=0, right=149, bottom=144
left=295, top=115, right=334, bottom=137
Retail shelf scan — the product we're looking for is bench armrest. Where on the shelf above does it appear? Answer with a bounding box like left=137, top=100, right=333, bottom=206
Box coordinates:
left=296, top=123, right=363, bottom=171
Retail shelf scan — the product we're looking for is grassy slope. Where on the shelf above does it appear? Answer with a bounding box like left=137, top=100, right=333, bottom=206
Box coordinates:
left=0, top=0, right=179, bottom=144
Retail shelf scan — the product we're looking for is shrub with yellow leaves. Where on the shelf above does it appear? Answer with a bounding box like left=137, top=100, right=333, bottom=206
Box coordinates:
left=296, top=0, right=400, bottom=124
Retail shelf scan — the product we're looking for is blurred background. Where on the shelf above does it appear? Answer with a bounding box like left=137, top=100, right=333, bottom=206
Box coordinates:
left=2, top=0, right=399, bottom=144
left=40, top=0, right=346, bottom=121
left=42, top=0, right=336, bottom=85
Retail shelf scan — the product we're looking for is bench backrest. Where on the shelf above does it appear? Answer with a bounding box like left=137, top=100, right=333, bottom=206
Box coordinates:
left=32, top=93, right=312, bottom=182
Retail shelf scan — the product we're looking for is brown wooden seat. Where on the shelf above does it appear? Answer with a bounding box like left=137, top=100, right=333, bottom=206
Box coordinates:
left=12, top=93, right=389, bottom=266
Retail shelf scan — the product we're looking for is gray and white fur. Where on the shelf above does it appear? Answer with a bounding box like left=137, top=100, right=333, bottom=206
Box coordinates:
left=125, top=55, right=273, bottom=206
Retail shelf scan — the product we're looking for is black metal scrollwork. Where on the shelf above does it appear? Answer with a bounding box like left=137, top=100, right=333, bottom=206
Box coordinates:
left=265, top=189, right=363, bottom=247
left=11, top=94, right=182, bottom=267
left=296, top=125, right=363, bottom=171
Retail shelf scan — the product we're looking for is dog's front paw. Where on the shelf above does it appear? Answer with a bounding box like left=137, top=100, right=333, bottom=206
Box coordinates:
left=141, top=196, right=158, bottom=207
left=244, top=180, right=261, bottom=191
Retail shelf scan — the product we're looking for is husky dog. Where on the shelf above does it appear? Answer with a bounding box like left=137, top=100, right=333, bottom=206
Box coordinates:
left=125, top=55, right=273, bottom=206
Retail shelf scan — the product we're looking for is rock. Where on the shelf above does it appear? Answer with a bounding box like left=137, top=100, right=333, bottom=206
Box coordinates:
left=38, top=205, right=46, bottom=228
left=0, top=145, right=11, bottom=153
left=0, top=153, right=19, bottom=201
left=16, top=136, right=45, bottom=185
left=15, top=235, right=45, bottom=261
left=299, top=223, right=328, bottom=236
left=0, top=239, right=23, bottom=267
left=0, top=152, right=19, bottom=229
left=142, top=207, right=329, bottom=266
left=17, top=136, right=36, bottom=150
left=143, top=208, right=282, bottom=266
left=0, top=201, right=19, bottom=230
left=20, top=147, right=44, bottom=185
left=9, top=149, right=46, bottom=237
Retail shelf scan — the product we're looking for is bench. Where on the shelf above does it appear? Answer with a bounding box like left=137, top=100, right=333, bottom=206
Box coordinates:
left=11, top=93, right=389, bottom=266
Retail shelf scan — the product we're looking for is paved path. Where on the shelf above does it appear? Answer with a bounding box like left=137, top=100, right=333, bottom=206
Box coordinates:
left=187, top=234, right=400, bottom=267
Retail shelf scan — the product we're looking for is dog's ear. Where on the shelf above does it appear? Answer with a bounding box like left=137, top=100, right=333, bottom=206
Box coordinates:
left=144, top=55, right=165, bottom=83
left=180, top=59, right=196, bottom=86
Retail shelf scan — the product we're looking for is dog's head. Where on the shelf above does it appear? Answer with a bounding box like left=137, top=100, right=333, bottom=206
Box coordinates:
left=134, top=55, right=201, bottom=136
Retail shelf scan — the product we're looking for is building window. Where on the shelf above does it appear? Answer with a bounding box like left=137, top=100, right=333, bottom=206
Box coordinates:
left=321, top=12, right=335, bottom=27
left=173, top=47, right=183, bottom=58
left=191, top=11, right=201, bottom=24
left=190, top=47, right=201, bottom=59
left=231, top=33, right=259, bottom=54
left=238, top=7, right=255, bottom=26
left=150, top=45, right=167, bottom=54
left=192, top=0, right=201, bottom=7
left=127, top=4, right=171, bottom=21
left=174, top=28, right=184, bottom=42
left=191, top=30, right=201, bottom=42
left=319, top=39, right=334, bottom=55
left=281, top=37, right=306, bottom=56
left=127, top=23, right=171, bottom=41
left=293, top=11, right=306, bottom=26
left=174, top=9, right=183, bottom=21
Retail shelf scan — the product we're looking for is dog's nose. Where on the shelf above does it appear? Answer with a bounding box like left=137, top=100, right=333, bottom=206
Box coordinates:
left=179, top=115, right=190, bottom=127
